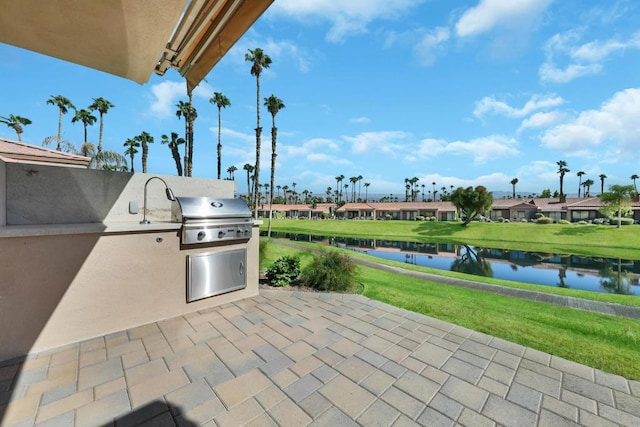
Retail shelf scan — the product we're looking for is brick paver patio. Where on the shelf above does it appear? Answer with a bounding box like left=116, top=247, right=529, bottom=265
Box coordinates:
left=1, top=289, right=639, bottom=426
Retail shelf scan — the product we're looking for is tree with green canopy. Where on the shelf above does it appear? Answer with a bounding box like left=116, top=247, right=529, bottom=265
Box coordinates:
left=71, top=109, right=97, bottom=143
left=161, top=133, right=184, bottom=176
left=264, top=94, right=285, bottom=237
left=46, top=95, right=75, bottom=150
left=245, top=47, right=272, bottom=217
left=450, top=185, right=493, bottom=226
left=510, top=177, right=518, bottom=199
left=1, top=114, right=32, bottom=142
left=210, top=92, right=231, bottom=180
left=576, top=171, right=585, bottom=197
left=123, top=138, right=140, bottom=173
left=135, top=131, right=154, bottom=173
left=176, top=99, right=197, bottom=177
left=599, top=184, right=635, bottom=228
left=556, top=160, right=570, bottom=200
left=88, top=97, right=114, bottom=157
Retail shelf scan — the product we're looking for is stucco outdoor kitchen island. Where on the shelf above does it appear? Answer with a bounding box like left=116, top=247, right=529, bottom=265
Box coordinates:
left=0, top=162, right=260, bottom=364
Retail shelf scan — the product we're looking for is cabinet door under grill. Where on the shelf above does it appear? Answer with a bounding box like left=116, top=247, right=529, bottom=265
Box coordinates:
left=187, top=249, right=246, bottom=302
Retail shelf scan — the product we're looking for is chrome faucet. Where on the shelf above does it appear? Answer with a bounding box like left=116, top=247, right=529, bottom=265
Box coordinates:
left=140, top=177, right=175, bottom=224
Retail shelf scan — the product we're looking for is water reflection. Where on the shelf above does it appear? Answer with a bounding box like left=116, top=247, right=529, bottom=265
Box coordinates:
left=263, top=232, right=640, bottom=295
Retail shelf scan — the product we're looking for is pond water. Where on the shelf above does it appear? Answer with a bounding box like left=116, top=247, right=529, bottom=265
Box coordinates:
left=263, top=232, right=640, bottom=295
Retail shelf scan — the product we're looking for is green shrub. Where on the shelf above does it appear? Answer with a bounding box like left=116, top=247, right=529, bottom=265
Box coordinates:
left=610, top=217, right=635, bottom=226
left=385, top=214, right=393, bottom=220
left=299, top=250, right=356, bottom=292
left=576, top=220, right=589, bottom=225
left=558, top=219, right=571, bottom=225
left=536, top=217, right=554, bottom=224
left=265, top=255, right=300, bottom=287
left=535, top=212, right=545, bottom=219
left=415, top=216, right=424, bottom=221
left=429, top=216, right=437, bottom=221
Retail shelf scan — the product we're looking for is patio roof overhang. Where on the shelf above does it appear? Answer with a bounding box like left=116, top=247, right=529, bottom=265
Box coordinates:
left=0, top=0, right=273, bottom=92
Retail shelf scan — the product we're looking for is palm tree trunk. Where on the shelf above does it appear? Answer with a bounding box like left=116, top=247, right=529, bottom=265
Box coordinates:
left=187, top=93, right=194, bottom=177
left=98, top=113, right=104, bottom=154
left=217, top=107, right=222, bottom=180
left=142, top=144, right=148, bottom=173
left=267, top=124, right=277, bottom=238
left=253, top=76, right=262, bottom=219
left=57, top=109, right=63, bottom=151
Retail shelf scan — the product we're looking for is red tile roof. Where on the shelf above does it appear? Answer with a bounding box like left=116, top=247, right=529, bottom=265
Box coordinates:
left=0, top=137, right=91, bottom=168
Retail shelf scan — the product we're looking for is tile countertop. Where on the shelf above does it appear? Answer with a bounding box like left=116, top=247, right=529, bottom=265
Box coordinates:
left=0, top=220, right=262, bottom=238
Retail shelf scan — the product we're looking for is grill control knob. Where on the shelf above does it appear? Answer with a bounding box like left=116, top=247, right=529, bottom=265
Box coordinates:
left=197, top=231, right=206, bottom=241
left=218, top=230, right=226, bottom=239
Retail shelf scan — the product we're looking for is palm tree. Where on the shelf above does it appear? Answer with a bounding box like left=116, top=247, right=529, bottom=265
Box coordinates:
left=576, top=171, right=585, bottom=197
left=160, top=133, right=184, bottom=176
left=78, top=142, right=126, bottom=171
left=357, top=175, right=363, bottom=201
left=599, top=174, right=607, bottom=195
left=349, top=177, right=358, bottom=202
left=46, top=95, right=75, bottom=150
left=583, top=179, right=594, bottom=197
left=292, top=182, right=297, bottom=203
left=264, top=94, right=285, bottom=237
left=245, top=47, right=272, bottom=218
left=210, top=92, right=231, bottom=179
left=227, top=165, right=237, bottom=180
left=556, top=160, right=570, bottom=200
left=421, top=184, right=426, bottom=202
left=123, top=138, right=140, bottom=173
left=277, top=185, right=283, bottom=199
left=364, top=182, right=371, bottom=202
left=631, top=174, right=639, bottom=195
left=410, top=177, right=419, bottom=202
left=176, top=98, right=197, bottom=177
left=282, top=185, right=289, bottom=204
left=0, top=114, right=32, bottom=142
left=135, top=131, right=154, bottom=173
left=88, top=97, right=114, bottom=156
left=71, top=109, right=97, bottom=143
left=510, top=178, right=519, bottom=199
left=335, top=175, right=345, bottom=203
left=243, top=163, right=254, bottom=202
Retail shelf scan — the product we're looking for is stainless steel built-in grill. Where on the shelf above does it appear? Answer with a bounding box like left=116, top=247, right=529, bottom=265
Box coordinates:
left=171, top=197, right=253, bottom=245
left=170, top=197, right=253, bottom=302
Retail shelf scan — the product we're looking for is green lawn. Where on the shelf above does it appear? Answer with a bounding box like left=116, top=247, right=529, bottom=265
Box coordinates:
left=261, top=239, right=640, bottom=380
left=261, top=219, right=640, bottom=259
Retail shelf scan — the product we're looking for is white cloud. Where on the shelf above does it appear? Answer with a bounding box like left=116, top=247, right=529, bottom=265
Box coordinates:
left=282, top=138, right=339, bottom=157
left=541, top=88, right=640, bottom=160
left=474, top=94, right=564, bottom=119
left=341, top=131, right=413, bottom=154
left=414, top=27, right=450, bottom=66
left=349, top=116, right=371, bottom=124
left=148, top=80, right=214, bottom=118
left=538, top=62, right=603, bottom=84
left=540, top=30, right=640, bottom=83
left=518, top=111, right=567, bottom=132
left=307, top=153, right=353, bottom=166
left=455, top=0, right=552, bottom=38
left=268, top=0, right=425, bottom=42
left=149, top=81, right=186, bottom=117
left=415, top=135, right=519, bottom=164
left=225, top=32, right=315, bottom=74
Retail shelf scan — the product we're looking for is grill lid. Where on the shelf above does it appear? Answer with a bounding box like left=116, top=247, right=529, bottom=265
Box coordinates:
left=171, top=197, right=252, bottom=222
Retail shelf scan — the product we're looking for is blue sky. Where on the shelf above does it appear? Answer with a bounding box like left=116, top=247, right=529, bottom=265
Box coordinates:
left=2, top=0, right=640, bottom=198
